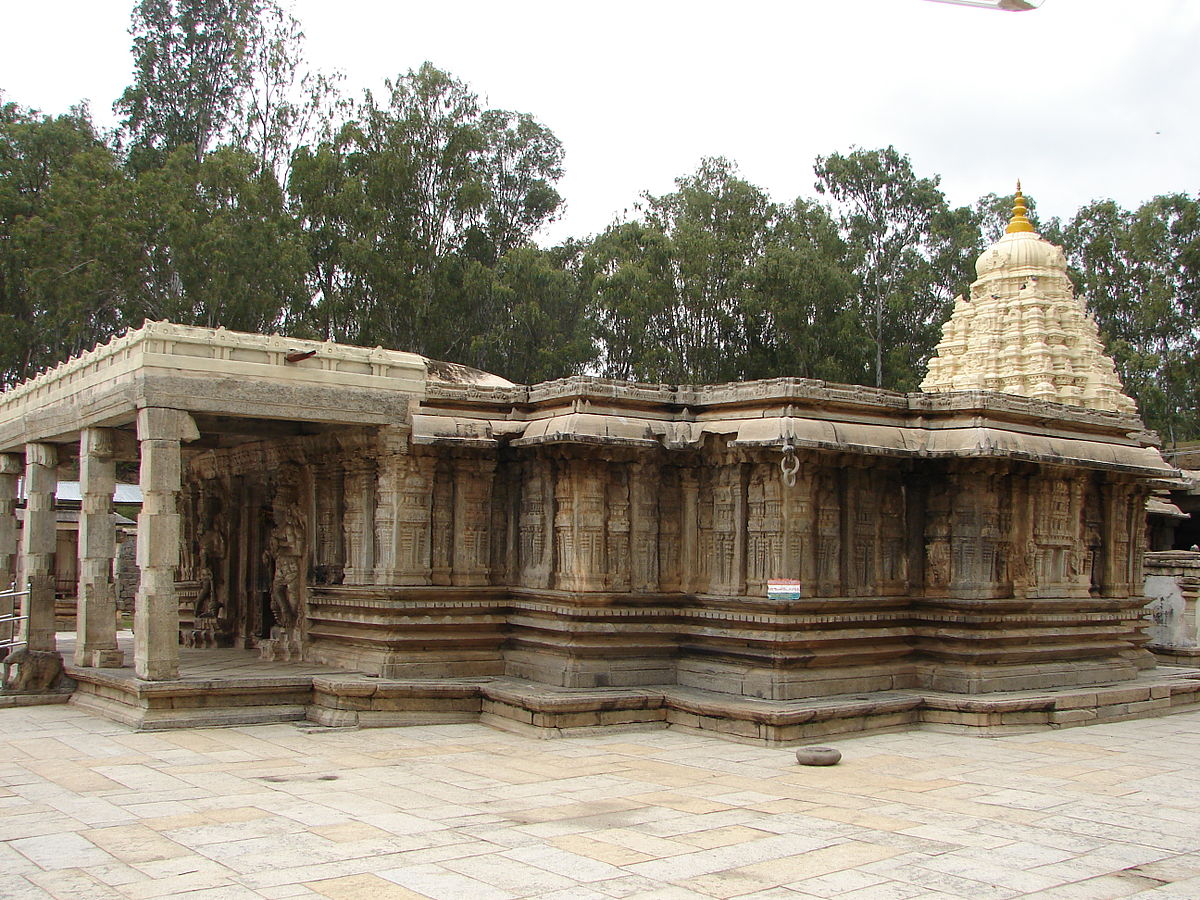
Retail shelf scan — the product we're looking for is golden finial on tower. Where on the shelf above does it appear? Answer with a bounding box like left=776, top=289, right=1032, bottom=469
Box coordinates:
left=1006, top=180, right=1036, bottom=234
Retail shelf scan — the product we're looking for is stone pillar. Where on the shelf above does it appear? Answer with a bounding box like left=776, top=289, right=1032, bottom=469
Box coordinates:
left=630, top=460, right=660, bottom=593
left=451, top=457, right=494, bottom=586
left=1144, top=550, right=1200, bottom=664
left=22, top=443, right=58, bottom=653
left=679, top=469, right=700, bottom=593
left=75, top=428, right=123, bottom=667
left=374, top=453, right=434, bottom=586
left=0, top=454, right=21, bottom=654
left=341, top=458, right=376, bottom=585
left=430, top=460, right=453, bottom=586
left=134, top=408, right=198, bottom=680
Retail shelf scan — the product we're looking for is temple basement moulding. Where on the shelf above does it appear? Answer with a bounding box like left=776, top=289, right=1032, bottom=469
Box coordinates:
left=0, top=189, right=1197, bottom=738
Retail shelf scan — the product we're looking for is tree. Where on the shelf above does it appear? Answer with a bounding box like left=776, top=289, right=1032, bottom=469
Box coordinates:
left=0, top=100, right=143, bottom=386
left=116, top=0, right=266, bottom=171
left=132, top=145, right=307, bottom=332
left=287, top=63, right=566, bottom=360
left=751, top=199, right=860, bottom=383
left=975, top=188, right=1043, bottom=243
left=1063, top=195, right=1200, bottom=443
left=815, top=146, right=976, bottom=390
left=463, top=244, right=595, bottom=383
left=478, top=110, right=564, bottom=261
left=230, top=1, right=346, bottom=181
left=586, top=158, right=862, bottom=386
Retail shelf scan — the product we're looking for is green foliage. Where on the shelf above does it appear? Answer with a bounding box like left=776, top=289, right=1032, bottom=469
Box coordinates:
left=1063, top=195, right=1200, bottom=443
left=287, top=63, right=565, bottom=360
left=465, top=244, right=596, bottom=383
left=0, top=101, right=143, bottom=386
left=814, top=146, right=978, bottom=390
left=117, top=0, right=265, bottom=170
left=587, top=158, right=858, bottom=385
left=132, top=145, right=307, bottom=331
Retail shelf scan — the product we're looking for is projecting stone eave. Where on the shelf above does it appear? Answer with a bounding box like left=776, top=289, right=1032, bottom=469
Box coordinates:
left=0, top=321, right=431, bottom=453
left=414, top=373, right=1174, bottom=478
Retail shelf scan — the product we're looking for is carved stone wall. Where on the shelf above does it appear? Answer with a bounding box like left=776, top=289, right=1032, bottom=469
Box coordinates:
left=180, top=421, right=1162, bottom=700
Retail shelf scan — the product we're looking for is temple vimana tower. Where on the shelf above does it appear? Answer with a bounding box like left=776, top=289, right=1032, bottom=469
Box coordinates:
left=1, top=186, right=1196, bottom=738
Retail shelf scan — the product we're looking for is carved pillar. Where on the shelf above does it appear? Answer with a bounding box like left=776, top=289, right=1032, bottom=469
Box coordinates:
left=878, top=470, right=908, bottom=594
left=709, top=462, right=748, bottom=596
left=630, top=459, right=660, bottom=593
left=924, top=474, right=952, bottom=596
left=393, top=454, right=434, bottom=585
left=0, top=454, right=20, bottom=656
left=657, top=467, right=681, bottom=593
left=430, top=459, right=453, bottom=586
left=1100, top=479, right=1139, bottom=597
left=341, top=457, right=376, bottom=585
left=814, top=466, right=842, bottom=596
left=134, top=407, right=198, bottom=680
left=788, top=462, right=817, bottom=595
left=847, top=465, right=877, bottom=597
left=518, top=457, right=553, bottom=589
left=606, top=462, right=631, bottom=592
left=75, top=428, right=123, bottom=667
left=555, top=457, right=606, bottom=592
left=452, top=457, right=494, bottom=586
left=313, top=461, right=345, bottom=584
left=679, top=468, right=700, bottom=593
left=746, top=462, right=780, bottom=596
left=1008, top=471, right=1036, bottom=599
left=22, top=443, right=58, bottom=654
left=490, top=458, right=519, bottom=586
left=372, top=451, right=401, bottom=585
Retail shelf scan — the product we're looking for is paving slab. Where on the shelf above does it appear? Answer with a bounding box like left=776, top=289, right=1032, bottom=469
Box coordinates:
left=1, top=704, right=1199, bottom=898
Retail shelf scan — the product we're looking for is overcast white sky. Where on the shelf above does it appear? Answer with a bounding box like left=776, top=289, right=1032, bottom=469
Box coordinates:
left=1, top=0, right=1196, bottom=244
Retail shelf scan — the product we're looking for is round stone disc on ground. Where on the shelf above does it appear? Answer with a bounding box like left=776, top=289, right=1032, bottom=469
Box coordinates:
left=795, top=746, right=841, bottom=766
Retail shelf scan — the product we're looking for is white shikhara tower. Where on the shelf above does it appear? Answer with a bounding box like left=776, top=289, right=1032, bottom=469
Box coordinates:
left=921, top=186, right=1136, bottom=415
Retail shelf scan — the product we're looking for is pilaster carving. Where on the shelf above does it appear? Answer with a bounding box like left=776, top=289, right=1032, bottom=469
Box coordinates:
left=630, top=459, right=660, bottom=593
left=555, top=457, right=606, bottom=592
left=606, top=463, right=631, bottom=592
left=814, top=467, right=841, bottom=596
left=679, top=468, right=700, bottom=593
left=430, top=460, right=453, bottom=586
left=452, top=457, right=494, bottom=586
left=341, top=456, right=376, bottom=585
left=313, top=462, right=345, bottom=585
left=518, top=458, right=554, bottom=589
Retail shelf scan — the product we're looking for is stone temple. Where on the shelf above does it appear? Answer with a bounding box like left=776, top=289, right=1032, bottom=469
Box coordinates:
left=0, top=190, right=1197, bottom=739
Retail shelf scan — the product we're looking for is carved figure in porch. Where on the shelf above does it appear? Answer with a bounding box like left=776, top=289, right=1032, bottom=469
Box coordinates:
left=266, top=502, right=305, bottom=631
left=193, top=495, right=227, bottom=620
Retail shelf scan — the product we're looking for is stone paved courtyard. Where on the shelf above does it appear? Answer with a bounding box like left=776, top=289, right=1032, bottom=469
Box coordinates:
left=2, top=705, right=1200, bottom=900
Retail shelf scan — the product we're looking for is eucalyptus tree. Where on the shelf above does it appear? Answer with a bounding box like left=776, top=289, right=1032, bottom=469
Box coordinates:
left=0, top=101, right=143, bottom=386
left=116, top=0, right=264, bottom=170
left=815, top=146, right=976, bottom=390
left=287, top=63, right=565, bottom=360
left=1064, top=194, right=1200, bottom=443
left=132, top=145, right=308, bottom=333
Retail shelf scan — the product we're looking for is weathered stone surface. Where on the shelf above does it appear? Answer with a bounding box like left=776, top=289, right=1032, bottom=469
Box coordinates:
left=795, top=746, right=842, bottom=766
left=1145, top=551, right=1200, bottom=663
left=0, top=315, right=1181, bottom=730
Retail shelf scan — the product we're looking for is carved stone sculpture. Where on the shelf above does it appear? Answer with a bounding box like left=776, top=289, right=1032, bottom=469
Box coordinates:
left=2, top=648, right=68, bottom=693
